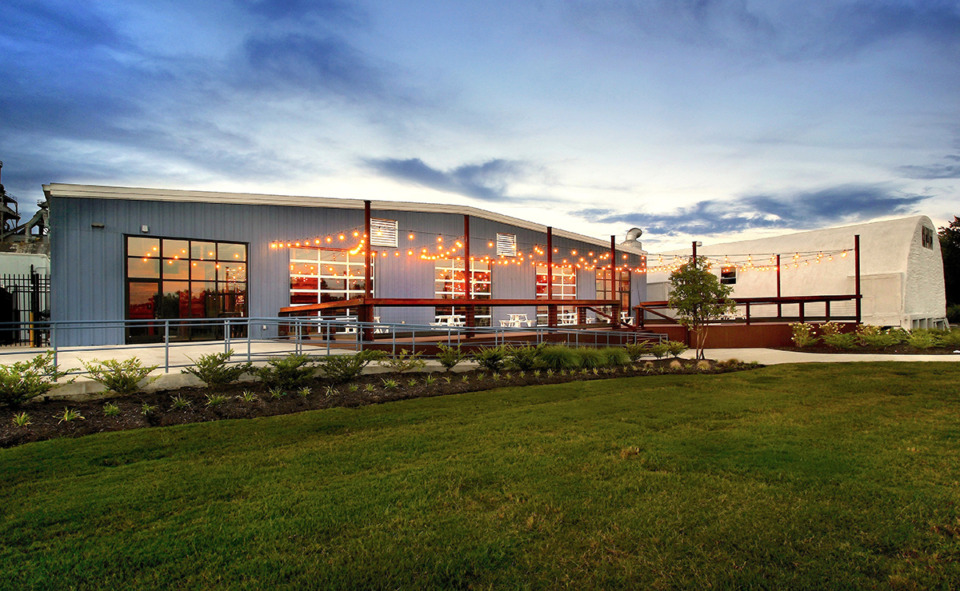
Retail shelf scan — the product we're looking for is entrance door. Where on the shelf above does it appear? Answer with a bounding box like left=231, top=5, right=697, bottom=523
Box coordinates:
left=127, top=280, right=160, bottom=343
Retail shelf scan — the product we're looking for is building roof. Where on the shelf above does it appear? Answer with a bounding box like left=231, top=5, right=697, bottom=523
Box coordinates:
left=43, top=183, right=640, bottom=254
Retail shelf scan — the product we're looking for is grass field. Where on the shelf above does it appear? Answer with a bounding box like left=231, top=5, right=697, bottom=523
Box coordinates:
left=2, top=363, right=959, bottom=589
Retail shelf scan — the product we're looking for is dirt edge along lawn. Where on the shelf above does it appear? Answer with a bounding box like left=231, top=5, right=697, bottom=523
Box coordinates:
left=0, top=357, right=757, bottom=448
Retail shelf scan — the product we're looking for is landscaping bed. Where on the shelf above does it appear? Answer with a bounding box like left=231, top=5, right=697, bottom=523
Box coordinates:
left=0, top=357, right=757, bottom=448
left=782, top=322, right=960, bottom=354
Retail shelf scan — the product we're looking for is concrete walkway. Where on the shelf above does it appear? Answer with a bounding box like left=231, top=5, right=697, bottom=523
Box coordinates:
left=692, top=348, right=960, bottom=365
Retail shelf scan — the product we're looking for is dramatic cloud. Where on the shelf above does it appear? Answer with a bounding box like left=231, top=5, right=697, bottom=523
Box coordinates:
left=365, top=158, right=529, bottom=202
left=573, top=185, right=928, bottom=236
left=899, top=155, right=960, bottom=179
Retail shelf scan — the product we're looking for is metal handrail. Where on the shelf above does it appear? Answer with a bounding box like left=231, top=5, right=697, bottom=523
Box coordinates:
left=0, top=316, right=666, bottom=374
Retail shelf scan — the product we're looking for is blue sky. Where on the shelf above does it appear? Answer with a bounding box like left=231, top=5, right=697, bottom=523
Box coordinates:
left=1, top=0, right=958, bottom=250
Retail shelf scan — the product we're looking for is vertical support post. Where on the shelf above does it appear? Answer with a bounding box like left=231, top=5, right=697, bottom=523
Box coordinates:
left=854, top=234, right=862, bottom=325
left=692, top=241, right=698, bottom=267
left=610, top=235, right=619, bottom=325
left=546, top=227, right=556, bottom=328
left=362, top=200, right=374, bottom=342
left=745, top=302, right=751, bottom=325
left=364, top=200, right=372, bottom=301
left=776, top=254, right=782, bottom=319
left=247, top=318, right=252, bottom=363
left=463, top=214, right=474, bottom=330
left=164, top=320, right=170, bottom=373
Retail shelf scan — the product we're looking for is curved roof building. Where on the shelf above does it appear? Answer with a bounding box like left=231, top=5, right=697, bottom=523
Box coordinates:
left=646, top=215, right=947, bottom=329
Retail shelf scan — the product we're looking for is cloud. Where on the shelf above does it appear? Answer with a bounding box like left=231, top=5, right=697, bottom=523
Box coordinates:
left=242, top=34, right=388, bottom=99
left=366, top=158, right=529, bottom=202
left=573, top=185, right=928, bottom=236
left=236, top=0, right=362, bottom=24
left=899, top=155, right=960, bottom=179
left=0, top=1, right=129, bottom=50
left=569, top=0, right=960, bottom=60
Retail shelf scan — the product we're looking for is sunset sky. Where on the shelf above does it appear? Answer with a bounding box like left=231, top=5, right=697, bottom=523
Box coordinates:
left=2, top=0, right=958, bottom=251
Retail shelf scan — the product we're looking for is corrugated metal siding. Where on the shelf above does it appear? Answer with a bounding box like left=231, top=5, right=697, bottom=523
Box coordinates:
left=50, top=197, right=647, bottom=344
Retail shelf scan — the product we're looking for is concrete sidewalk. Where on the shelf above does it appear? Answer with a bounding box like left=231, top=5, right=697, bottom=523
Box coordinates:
left=692, top=348, right=960, bottom=365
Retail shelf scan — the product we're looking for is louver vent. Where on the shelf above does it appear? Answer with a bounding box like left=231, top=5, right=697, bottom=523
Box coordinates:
left=370, top=219, right=398, bottom=248
left=496, top=233, right=517, bottom=257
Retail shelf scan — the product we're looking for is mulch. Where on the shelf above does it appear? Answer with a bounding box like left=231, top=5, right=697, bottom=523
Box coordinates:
left=0, top=358, right=756, bottom=448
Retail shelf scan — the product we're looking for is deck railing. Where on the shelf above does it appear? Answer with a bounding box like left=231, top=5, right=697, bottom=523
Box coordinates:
left=0, top=316, right=665, bottom=374
left=634, top=294, right=862, bottom=328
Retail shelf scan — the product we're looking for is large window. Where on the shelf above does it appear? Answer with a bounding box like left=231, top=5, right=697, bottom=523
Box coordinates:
left=125, top=236, right=247, bottom=343
left=595, top=268, right=630, bottom=322
left=289, top=248, right=373, bottom=305
left=536, top=264, right=577, bottom=325
left=435, top=259, right=491, bottom=326
left=289, top=248, right=373, bottom=328
left=720, top=266, right=737, bottom=285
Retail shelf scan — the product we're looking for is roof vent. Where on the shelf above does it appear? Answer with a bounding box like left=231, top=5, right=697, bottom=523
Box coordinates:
left=621, top=227, right=643, bottom=249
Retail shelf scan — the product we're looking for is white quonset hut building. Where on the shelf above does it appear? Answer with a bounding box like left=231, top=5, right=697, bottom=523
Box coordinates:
left=45, top=184, right=648, bottom=346
left=646, top=216, right=948, bottom=330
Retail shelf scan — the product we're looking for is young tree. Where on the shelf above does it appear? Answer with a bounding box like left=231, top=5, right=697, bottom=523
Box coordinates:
left=668, top=257, right=736, bottom=360
left=939, top=216, right=960, bottom=309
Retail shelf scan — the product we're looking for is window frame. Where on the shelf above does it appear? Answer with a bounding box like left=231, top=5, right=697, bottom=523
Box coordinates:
left=124, top=235, right=249, bottom=343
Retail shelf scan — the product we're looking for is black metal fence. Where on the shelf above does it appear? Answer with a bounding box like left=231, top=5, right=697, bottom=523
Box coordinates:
left=0, top=270, right=50, bottom=347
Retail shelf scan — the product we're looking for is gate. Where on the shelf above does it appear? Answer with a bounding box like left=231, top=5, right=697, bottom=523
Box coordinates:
left=0, top=267, right=51, bottom=347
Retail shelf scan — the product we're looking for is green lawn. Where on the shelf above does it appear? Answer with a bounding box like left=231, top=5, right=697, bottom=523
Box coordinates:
left=3, top=363, right=959, bottom=589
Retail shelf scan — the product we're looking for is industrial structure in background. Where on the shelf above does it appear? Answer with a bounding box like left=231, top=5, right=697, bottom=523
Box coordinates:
left=0, top=162, right=51, bottom=346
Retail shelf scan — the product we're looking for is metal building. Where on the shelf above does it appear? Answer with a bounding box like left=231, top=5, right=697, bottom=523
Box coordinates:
left=45, top=184, right=648, bottom=345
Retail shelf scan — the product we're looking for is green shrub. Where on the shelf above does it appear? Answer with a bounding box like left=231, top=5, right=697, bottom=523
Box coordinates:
left=435, top=344, right=468, bottom=372
left=102, top=402, right=121, bottom=417
left=505, top=345, right=542, bottom=371
left=624, top=343, right=649, bottom=362
left=169, top=395, right=192, bottom=410
left=856, top=325, right=902, bottom=348
left=57, top=407, right=84, bottom=423
left=790, top=323, right=817, bottom=348
left=0, top=351, right=74, bottom=408
left=649, top=343, right=670, bottom=359
left=205, top=394, right=228, bottom=407
left=666, top=341, right=689, bottom=358
left=384, top=349, right=426, bottom=374
left=577, top=347, right=606, bottom=369
left=257, top=354, right=316, bottom=389
left=937, top=328, right=960, bottom=347
left=12, top=411, right=31, bottom=427
left=83, top=358, right=159, bottom=396
left=907, top=329, right=937, bottom=349
left=819, top=322, right=843, bottom=337
left=599, top=347, right=631, bottom=367
left=472, top=346, right=507, bottom=372
left=182, top=349, right=252, bottom=388
left=536, top=345, right=581, bottom=370
left=315, top=350, right=387, bottom=385
left=822, top=332, right=856, bottom=350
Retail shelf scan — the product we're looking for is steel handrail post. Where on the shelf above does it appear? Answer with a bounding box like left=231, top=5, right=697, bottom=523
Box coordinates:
left=247, top=318, right=252, bottom=363
left=51, top=323, right=57, bottom=368
left=164, top=320, right=170, bottom=373
left=225, top=318, right=231, bottom=354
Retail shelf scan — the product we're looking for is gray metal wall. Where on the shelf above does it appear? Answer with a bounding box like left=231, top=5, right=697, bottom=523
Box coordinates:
left=51, top=196, right=646, bottom=345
